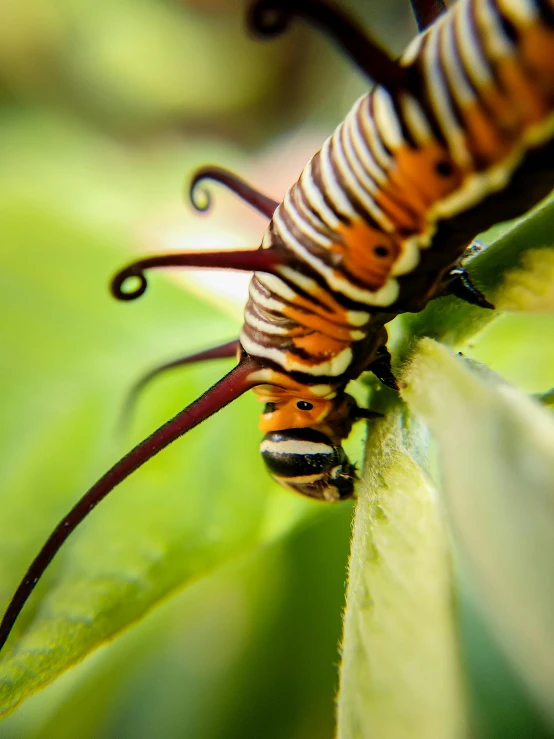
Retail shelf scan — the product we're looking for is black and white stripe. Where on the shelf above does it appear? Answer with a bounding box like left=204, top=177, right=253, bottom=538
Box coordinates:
left=260, top=428, right=357, bottom=502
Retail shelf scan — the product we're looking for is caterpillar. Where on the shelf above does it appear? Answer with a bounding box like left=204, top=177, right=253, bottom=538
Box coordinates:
left=1, top=0, right=554, bottom=652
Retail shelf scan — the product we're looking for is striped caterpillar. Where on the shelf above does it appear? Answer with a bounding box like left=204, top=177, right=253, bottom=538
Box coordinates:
left=1, top=0, right=554, bottom=651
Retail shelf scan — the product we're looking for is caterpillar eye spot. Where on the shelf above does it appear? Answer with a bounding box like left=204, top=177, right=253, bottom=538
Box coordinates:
left=297, top=401, right=314, bottom=411
left=264, top=402, right=277, bottom=414
left=435, top=160, right=453, bottom=177
left=374, top=245, right=389, bottom=258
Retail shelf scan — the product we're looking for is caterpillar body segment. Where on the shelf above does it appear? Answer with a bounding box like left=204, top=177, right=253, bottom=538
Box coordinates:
left=2, top=0, right=554, bottom=655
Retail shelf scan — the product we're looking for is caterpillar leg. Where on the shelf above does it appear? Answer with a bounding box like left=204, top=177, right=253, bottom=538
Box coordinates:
left=368, top=345, right=399, bottom=391
left=190, top=166, right=278, bottom=219
left=120, top=339, right=240, bottom=430
left=460, top=238, right=486, bottom=265
left=409, top=0, right=447, bottom=32
left=111, top=245, right=287, bottom=301
left=248, top=0, right=406, bottom=91
left=445, top=267, right=495, bottom=310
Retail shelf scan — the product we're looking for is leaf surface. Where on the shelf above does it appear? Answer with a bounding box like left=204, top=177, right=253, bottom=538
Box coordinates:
left=0, top=118, right=312, bottom=716
left=402, top=340, right=554, bottom=723
left=336, top=402, right=467, bottom=739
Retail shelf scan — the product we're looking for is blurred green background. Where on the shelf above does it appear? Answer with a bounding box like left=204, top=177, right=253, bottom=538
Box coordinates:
left=0, top=0, right=553, bottom=736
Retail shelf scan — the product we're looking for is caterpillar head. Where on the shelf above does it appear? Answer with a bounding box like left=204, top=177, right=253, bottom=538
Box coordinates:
left=257, top=390, right=380, bottom=501
left=260, top=427, right=357, bottom=502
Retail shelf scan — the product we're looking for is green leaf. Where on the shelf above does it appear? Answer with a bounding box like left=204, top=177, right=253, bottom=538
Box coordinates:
left=402, top=339, right=554, bottom=723
left=1, top=504, right=353, bottom=739
left=336, top=403, right=468, bottom=739
left=337, top=199, right=554, bottom=737
left=0, top=134, right=313, bottom=716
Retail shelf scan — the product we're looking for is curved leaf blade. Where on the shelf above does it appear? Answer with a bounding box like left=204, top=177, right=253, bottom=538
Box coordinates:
left=337, top=406, right=467, bottom=739
left=0, top=196, right=311, bottom=716
left=402, top=339, right=554, bottom=724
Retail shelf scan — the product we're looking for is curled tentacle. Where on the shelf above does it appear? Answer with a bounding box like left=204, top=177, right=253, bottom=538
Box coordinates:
left=189, top=183, right=211, bottom=213
left=247, top=0, right=405, bottom=90
left=111, top=263, right=148, bottom=301
left=190, top=166, right=279, bottom=219
left=111, top=247, right=286, bottom=302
